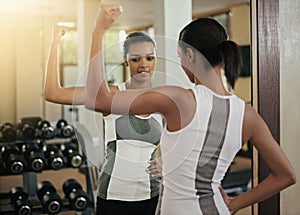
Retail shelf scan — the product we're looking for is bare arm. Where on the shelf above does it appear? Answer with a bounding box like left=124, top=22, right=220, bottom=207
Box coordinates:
left=84, top=4, right=195, bottom=131
left=220, top=105, right=296, bottom=213
left=44, top=25, right=85, bottom=105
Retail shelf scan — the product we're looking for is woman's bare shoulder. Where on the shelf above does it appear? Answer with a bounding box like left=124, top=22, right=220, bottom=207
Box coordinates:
left=242, top=104, right=274, bottom=145
left=242, top=104, right=260, bottom=143
left=244, top=104, right=257, bottom=118
left=150, top=85, right=190, bottom=95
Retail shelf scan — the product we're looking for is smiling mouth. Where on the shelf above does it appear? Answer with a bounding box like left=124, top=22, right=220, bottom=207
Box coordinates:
left=138, top=71, right=150, bottom=75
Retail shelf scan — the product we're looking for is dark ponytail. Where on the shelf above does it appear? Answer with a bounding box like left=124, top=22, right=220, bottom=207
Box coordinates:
left=178, top=17, right=243, bottom=89
left=219, top=40, right=242, bottom=89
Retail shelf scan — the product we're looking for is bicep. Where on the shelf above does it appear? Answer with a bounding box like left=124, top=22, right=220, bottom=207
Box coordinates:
left=92, top=86, right=190, bottom=131
left=45, top=86, right=85, bottom=105
left=102, top=86, right=181, bottom=116
left=249, top=111, right=293, bottom=176
left=111, top=88, right=175, bottom=116
left=115, top=87, right=192, bottom=131
left=47, top=84, right=116, bottom=106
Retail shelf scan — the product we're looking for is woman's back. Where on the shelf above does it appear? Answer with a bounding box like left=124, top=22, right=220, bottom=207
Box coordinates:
left=159, top=85, right=245, bottom=214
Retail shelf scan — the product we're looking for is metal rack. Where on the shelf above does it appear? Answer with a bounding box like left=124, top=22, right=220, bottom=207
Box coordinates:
left=0, top=120, right=97, bottom=215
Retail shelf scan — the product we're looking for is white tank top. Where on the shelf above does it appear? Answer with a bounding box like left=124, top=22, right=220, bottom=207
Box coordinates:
left=98, top=83, right=163, bottom=201
left=159, top=85, right=245, bottom=215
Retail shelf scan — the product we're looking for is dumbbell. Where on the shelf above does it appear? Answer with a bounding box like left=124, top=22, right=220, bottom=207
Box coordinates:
left=0, top=122, right=17, bottom=141
left=37, top=181, right=63, bottom=214
left=17, top=121, right=36, bottom=140
left=9, top=187, right=32, bottom=215
left=22, top=142, right=46, bottom=172
left=1, top=144, right=26, bottom=174
left=61, top=142, right=83, bottom=168
left=43, top=144, right=64, bottom=170
left=63, top=179, right=90, bottom=211
left=0, top=147, right=3, bottom=167
left=36, top=120, right=55, bottom=139
left=56, top=119, right=75, bottom=138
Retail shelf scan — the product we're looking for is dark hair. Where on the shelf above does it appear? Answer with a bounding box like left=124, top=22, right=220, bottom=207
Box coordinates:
left=123, top=32, right=156, bottom=61
left=178, top=18, right=242, bottom=89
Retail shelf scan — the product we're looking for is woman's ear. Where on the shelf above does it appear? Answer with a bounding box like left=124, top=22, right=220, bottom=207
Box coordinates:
left=124, top=60, right=129, bottom=67
left=186, top=48, right=195, bottom=63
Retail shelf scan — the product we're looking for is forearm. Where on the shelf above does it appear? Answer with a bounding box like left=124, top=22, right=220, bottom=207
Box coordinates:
left=44, top=40, right=61, bottom=101
left=45, top=40, right=85, bottom=105
left=85, top=5, right=131, bottom=113
left=85, top=25, right=111, bottom=111
left=230, top=172, right=295, bottom=212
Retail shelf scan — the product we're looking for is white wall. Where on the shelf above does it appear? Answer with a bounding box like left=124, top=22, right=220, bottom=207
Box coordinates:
left=152, top=0, right=193, bottom=88
left=0, top=11, right=76, bottom=124
left=0, top=15, right=46, bottom=123
left=0, top=27, right=16, bottom=123
left=15, top=28, right=44, bottom=120
left=279, top=0, right=300, bottom=214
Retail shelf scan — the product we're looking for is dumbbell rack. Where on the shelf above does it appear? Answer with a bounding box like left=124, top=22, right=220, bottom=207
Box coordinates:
left=0, top=121, right=97, bottom=215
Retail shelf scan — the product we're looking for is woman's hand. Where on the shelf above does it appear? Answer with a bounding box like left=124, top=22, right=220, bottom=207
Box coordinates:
left=219, top=185, right=235, bottom=213
left=51, top=25, right=67, bottom=44
left=146, top=159, right=162, bottom=178
left=94, top=4, right=122, bottom=32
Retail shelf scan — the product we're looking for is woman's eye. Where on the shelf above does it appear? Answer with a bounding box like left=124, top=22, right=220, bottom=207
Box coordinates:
left=146, top=56, right=155, bottom=61
left=130, top=57, right=140, bottom=62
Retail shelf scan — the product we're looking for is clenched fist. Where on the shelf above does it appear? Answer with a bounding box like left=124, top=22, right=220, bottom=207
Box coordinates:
left=51, top=25, right=67, bottom=44
left=94, top=4, right=123, bottom=32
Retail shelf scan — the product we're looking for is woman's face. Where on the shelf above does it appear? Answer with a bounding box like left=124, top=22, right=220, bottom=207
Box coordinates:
left=126, top=42, right=156, bottom=83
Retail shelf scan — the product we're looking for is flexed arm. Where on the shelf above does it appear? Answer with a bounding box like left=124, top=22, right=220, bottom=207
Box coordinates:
left=84, top=4, right=196, bottom=131
left=84, top=4, right=151, bottom=114
left=44, top=25, right=84, bottom=105
left=84, top=4, right=122, bottom=112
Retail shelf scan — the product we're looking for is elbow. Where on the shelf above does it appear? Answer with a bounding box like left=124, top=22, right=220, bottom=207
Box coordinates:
left=281, top=171, right=297, bottom=189
left=84, top=90, right=112, bottom=113
left=84, top=98, right=95, bottom=111
left=44, top=86, right=59, bottom=103
left=44, top=90, right=56, bottom=103
left=84, top=97, right=106, bottom=113
left=287, top=172, right=297, bottom=186
left=44, top=89, right=65, bottom=104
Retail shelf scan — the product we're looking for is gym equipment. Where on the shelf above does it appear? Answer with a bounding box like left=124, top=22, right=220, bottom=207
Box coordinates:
left=0, top=122, right=17, bottom=141
left=36, top=120, right=55, bottom=139
left=63, top=179, right=90, bottom=211
left=0, top=118, right=95, bottom=214
left=22, top=142, right=46, bottom=172
left=9, top=187, right=32, bottom=215
left=1, top=144, right=26, bottom=174
left=43, top=144, right=64, bottom=170
left=17, top=121, right=36, bottom=140
left=56, top=119, right=75, bottom=138
left=61, top=142, right=83, bottom=168
left=36, top=181, right=62, bottom=214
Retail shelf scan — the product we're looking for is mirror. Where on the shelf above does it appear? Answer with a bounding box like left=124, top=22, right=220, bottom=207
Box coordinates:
left=60, top=1, right=252, bottom=214
left=0, top=1, right=252, bottom=214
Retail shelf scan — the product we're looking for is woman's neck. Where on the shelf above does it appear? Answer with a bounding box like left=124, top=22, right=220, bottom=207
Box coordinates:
left=195, top=66, right=231, bottom=96
left=125, top=80, right=151, bottom=89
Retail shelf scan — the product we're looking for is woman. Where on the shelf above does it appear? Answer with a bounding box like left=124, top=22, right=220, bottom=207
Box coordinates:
left=44, top=26, right=162, bottom=215
left=84, top=5, right=296, bottom=214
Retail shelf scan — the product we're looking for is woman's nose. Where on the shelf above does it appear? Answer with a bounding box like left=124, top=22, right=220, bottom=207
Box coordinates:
left=139, top=57, right=149, bottom=67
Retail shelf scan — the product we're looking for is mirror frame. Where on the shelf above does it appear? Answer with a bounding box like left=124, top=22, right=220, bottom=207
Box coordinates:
left=251, top=0, right=280, bottom=214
